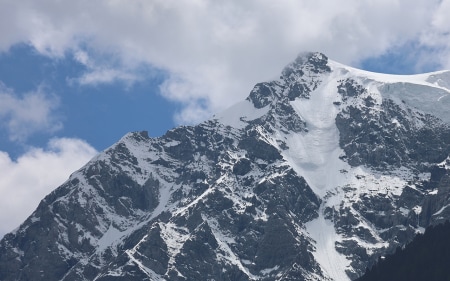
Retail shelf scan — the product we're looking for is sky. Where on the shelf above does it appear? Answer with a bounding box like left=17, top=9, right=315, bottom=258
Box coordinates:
left=1, top=0, right=450, bottom=237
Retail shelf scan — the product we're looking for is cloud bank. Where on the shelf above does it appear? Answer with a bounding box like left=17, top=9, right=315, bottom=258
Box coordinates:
left=0, top=138, right=97, bottom=237
left=1, top=0, right=449, bottom=124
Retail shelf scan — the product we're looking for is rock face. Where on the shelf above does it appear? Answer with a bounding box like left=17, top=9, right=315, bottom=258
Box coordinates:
left=1, top=52, right=450, bottom=281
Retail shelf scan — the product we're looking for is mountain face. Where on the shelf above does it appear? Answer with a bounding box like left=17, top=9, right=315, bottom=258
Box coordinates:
left=1, top=52, right=450, bottom=281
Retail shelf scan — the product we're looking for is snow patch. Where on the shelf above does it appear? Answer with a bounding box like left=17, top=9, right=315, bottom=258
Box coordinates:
left=159, top=222, right=190, bottom=268
left=305, top=211, right=351, bottom=281
left=96, top=224, right=122, bottom=253
left=260, top=265, right=280, bottom=275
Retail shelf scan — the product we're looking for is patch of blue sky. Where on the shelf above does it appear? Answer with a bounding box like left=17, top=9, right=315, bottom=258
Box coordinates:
left=0, top=44, right=177, bottom=159
left=361, top=41, right=443, bottom=75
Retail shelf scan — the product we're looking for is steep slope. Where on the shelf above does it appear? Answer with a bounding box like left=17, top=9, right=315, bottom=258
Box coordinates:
left=1, top=52, right=450, bottom=281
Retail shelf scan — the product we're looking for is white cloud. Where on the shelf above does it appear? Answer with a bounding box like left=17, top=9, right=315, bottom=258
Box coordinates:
left=0, top=138, right=97, bottom=237
left=431, top=0, right=450, bottom=32
left=421, top=0, right=450, bottom=69
left=72, top=50, right=140, bottom=86
left=0, top=84, right=62, bottom=142
left=0, top=0, right=448, bottom=123
left=77, top=69, right=139, bottom=86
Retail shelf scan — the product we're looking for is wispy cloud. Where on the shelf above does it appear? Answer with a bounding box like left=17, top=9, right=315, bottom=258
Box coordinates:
left=72, top=50, right=140, bottom=86
left=0, top=137, right=97, bottom=237
left=0, top=84, right=62, bottom=142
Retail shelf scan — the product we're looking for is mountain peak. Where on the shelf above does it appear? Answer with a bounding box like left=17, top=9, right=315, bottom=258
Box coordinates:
left=245, top=52, right=331, bottom=110
left=281, top=51, right=331, bottom=80
left=1, top=52, right=450, bottom=281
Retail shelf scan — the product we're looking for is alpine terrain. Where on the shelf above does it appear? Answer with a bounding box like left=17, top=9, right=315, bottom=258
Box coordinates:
left=1, top=52, right=450, bottom=281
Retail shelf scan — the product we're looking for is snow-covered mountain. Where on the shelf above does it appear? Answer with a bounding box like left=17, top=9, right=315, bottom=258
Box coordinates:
left=1, top=52, right=450, bottom=281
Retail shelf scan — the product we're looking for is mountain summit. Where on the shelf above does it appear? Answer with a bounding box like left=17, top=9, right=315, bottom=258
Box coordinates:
left=1, top=52, right=450, bottom=281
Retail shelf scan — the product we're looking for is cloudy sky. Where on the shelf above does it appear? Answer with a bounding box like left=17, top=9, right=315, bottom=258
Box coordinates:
left=1, top=0, right=450, bottom=237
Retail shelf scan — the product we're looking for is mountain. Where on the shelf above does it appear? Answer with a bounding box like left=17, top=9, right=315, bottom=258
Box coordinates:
left=356, top=221, right=450, bottom=281
left=1, top=52, right=450, bottom=281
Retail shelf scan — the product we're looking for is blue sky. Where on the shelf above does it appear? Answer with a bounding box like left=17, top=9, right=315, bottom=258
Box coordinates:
left=0, top=44, right=177, bottom=159
left=1, top=0, right=450, bottom=237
